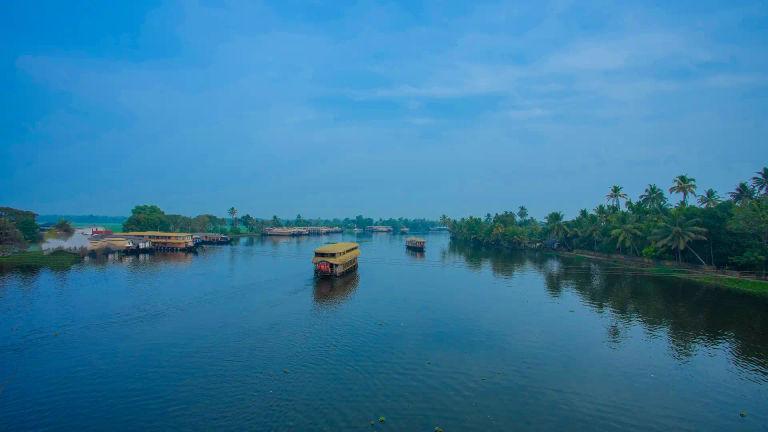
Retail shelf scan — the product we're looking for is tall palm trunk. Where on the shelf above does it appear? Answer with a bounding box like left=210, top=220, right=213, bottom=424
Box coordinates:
left=688, top=247, right=707, bottom=265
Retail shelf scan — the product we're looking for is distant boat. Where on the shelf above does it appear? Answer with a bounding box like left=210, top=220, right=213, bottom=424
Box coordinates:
left=429, top=226, right=449, bottom=232
left=400, top=227, right=410, bottom=234
left=264, top=227, right=309, bottom=236
left=405, top=237, right=426, bottom=251
left=352, top=228, right=363, bottom=233
left=313, top=242, right=360, bottom=277
left=365, top=225, right=393, bottom=232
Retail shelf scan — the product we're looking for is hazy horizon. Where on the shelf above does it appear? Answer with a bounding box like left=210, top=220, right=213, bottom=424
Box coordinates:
left=2, top=1, right=767, bottom=220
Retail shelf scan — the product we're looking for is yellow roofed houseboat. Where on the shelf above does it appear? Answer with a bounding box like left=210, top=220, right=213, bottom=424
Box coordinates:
left=312, top=242, right=360, bottom=277
left=405, top=237, right=426, bottom=251
left=116, top=232, right=195, bottom=251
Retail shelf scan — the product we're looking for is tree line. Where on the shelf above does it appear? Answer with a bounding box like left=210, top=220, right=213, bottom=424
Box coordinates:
left=448, top=167, right=768, bottom=274
left=0, top=207, right=74, bottom=255
left=123, top=205, right=439, bottom=234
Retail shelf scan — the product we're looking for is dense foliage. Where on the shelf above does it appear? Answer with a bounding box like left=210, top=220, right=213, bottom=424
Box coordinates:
left=53, top=219, right=75, bottom=235
left=449, top=168, right=768, bottom=273
left=0, top=207, right=41, bottom=243
left=273, top=214, right=438, bottom=232
left=122, top=205, right=439, bottom=234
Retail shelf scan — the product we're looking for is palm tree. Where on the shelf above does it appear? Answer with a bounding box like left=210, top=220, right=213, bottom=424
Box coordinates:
left=545, top=211, right=570, bottom=243
left=639, top=184, right=667, bottom=210
left=650, top=214, right=707, bottom=263
left=579, top=218, right=602, bottom=251
left=517, top=206, right=528, bottom=221
left=697, top=188, right=720, bottom=208
left=606, top=185, right=628, bottom=209
left=752, top=167, right=768, bottom=196
left=228, top=207, right=238, bottom=228
left=439, top=214, right=451, bottom=227
left=729, top=182, right=756, bottom=206
left=669, top=174, right=697, bottom=206
left=610, top=220, right=642, bottom=255
left=594, top=204, right=610, bottom=224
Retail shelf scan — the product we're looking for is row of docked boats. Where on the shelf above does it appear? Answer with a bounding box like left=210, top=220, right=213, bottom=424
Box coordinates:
left=266, top=226, right=448, bottom=236
left=312, top=237, right=426, bottom=277
left=264, top=226, right=344, bottom=236
left=87, top=231, right=230, bottom=253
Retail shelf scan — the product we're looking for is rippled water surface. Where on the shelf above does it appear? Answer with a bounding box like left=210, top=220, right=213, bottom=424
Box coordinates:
left=1, top=234, right=767, bottom=431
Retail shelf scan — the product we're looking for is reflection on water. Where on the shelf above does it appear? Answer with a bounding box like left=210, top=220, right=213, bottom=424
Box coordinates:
left=447, top=240, right=768, bottom=374
left=405, top=248, right=425, bottom=260
left=40, top=228, right=91, bottom=250
left=0, top=234, right=766, bottom=431
left=313, top=272, right=360, bottom=306
left=83, top=251, right=195, bottom=267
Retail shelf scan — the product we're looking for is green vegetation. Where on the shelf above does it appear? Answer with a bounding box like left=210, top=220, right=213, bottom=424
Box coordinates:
left=449, top=167, right=768, bottom=277
left=53, top=219, right=75, bottom=235
left=0, top=207, right=41, bottom=244
left=122, top=205, right=439, bottom=235
left=0, top=250, right=82, bottom=271
left=0, top=217, right=27, bottom=255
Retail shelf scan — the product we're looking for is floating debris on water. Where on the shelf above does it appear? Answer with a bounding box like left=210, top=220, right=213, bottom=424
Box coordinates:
left=282, top=369, right=289, bottom=374
left=435, top=427, right=444, bottom=432
left=739, top=410, right=747, bottom=417
left=378, top=416, right=386, bottom=423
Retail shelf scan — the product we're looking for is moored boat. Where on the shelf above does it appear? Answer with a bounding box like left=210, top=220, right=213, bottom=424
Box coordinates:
left=405, top=237, right=426, bottom=251
left=115, top=231, right=195, bottom=251
left=312, top=242, right=360, bottom=277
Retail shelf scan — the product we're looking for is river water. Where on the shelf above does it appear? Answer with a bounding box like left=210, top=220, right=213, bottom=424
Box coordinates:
left=1, top=233, right=766, bottom=431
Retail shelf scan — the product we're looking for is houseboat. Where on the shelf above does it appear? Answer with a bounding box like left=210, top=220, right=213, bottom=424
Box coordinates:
left=193, top=233, right=231, bottom=245
left=303, top=226, right=343, bottom=235
left=88, top=236, right=151, bottom=253
left=405, top=237, right=426, bottom=251
left=312, top=242, right=360, bottom=277
left=365, top=225, right=393, bottom=233
left=264, top=227, right=310, bottom=236
left=116, top=231, right=195, bottom=251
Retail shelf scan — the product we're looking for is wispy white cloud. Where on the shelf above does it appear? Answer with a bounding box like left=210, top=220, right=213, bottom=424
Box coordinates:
left=5, top=0, right=768, bottom=216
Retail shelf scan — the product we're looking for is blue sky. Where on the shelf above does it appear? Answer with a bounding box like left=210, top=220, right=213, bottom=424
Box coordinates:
left=1, top=0, right=767, bottom=219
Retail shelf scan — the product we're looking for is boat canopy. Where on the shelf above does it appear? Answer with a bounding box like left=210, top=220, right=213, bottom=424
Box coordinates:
left=313, top=242, right=360, bottom=265
left=314, top=242, right=359, bottom=254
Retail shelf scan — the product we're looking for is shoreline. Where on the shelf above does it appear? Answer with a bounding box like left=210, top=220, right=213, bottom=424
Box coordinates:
left=560, top=249, right=768, bottom=294
left=0, top=250, right=83, bottom=271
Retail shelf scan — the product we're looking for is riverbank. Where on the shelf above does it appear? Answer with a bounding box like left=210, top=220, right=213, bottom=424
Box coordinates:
left=562, top=250, right=768, bottom=294
left=0, top=250, right=83, bottom=271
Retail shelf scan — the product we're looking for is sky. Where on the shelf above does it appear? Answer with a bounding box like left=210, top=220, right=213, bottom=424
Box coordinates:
left=1, top=0, right=767, bottom=219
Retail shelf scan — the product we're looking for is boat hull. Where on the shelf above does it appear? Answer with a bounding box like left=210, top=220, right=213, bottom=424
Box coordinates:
left=315, top=260, right=358, bottom=277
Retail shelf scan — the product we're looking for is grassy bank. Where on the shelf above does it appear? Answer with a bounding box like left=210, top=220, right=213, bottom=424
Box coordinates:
left=0, top=250, right=83, bottom=271
left=563, top=250, right=768, bottom=294
left=660, top=270, right=768, bottom=294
